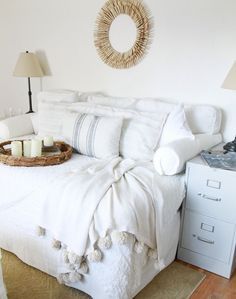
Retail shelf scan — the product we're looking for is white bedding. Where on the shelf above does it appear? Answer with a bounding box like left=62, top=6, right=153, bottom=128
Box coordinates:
left=0, top=152, right=185, bottom=299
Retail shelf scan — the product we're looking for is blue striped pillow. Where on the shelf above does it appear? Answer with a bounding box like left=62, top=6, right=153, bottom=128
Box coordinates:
left=62, top=112, right=123, bottom=159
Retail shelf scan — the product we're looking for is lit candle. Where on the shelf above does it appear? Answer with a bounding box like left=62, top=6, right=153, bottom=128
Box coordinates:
left=23, top=140, right=31, bottom=157
left=43, top=136, right=54, bottom=147
left=11, top=141, right=22, bottom=157
left=31, top=139, right=42, bottom=157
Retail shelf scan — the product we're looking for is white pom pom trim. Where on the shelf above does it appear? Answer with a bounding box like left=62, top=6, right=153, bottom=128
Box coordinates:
left=111, top=232, right=129, bottom=245
left=62, top=250, right=69, bottom=264
left=98, top=235, right=112, bottom=250
left=52, top=239, right=62, bottom=250
left=134, top=241, right=147, bottom=254
left=87, top=249, right=102, bottom=263
left=36, top=226, right=46, bottom=236
left=68, top=252, right=82, bottom=265
left=79, top=261, right=89, bottom=274
left=148, top=248, right=158, bottom=259
left=69, top=272, right=83, bottom=283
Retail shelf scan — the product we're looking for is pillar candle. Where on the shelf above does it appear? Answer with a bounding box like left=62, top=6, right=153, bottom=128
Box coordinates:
left=11, top=141, right=22, bottom=157
left=23, top=140, right=31, bottom=158
left=43, top=136, right=54, bottom=147
left=31, top=139, right=42, bottom=157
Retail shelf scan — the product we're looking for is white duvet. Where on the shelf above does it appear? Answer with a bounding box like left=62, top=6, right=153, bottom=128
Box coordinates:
left=0, top=152, right=185, bottom=296
left=36, top=157, right=156, bottom=256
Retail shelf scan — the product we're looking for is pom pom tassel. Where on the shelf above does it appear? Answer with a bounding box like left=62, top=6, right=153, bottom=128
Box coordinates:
left=36, top=226, right=46, bottom=236
left=68, top=252, right=82, bottom=265
left=148, top=248, right=158, bottom=260
left=111, top=232, right=129, bottom=245
left=52, top=238, right=62, bottom=250
left=62, top=250, right=70, bottom=264
left=87, top=249, right=102, bottom=262
left=134, top=241, right=148, bottom=254
left=98, top=235, right=112, bottom=250
left=58, top=272, right=82, bottom=284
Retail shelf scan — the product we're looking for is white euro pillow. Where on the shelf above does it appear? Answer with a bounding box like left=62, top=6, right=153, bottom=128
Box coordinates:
left=88, top=95, right=177, bottom=116
left=38, top=89, right=79, bottom=103
left=153, top=133, right=222, bottom=175
left=62, top=112, right=123, bottom=159
left=0, top=114, right=34, bottom=140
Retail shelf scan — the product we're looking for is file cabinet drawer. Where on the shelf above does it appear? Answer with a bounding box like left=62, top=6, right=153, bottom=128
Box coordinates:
left=186, top=163, right=236, bottom=223
left=181, top=210, right=235, bottom=263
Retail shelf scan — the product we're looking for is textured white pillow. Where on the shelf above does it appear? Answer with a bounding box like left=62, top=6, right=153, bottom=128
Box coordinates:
left=38, top=89, right=80, bottom=103
left=62, top=112, right=123, bottom=159
left=159, top=104, right=194, bottom=146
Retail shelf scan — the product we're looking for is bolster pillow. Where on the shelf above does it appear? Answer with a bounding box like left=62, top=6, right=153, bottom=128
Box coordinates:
left=153, top=133, right=223, bottom=176
left=0, top=114, right=34, bottom=139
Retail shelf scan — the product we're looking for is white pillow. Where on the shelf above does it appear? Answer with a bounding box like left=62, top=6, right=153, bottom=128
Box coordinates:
left=38, top=89, right=79, bottom=103
left=0, top=115, right=34, bottom=139
left=69, top=103, right=167, bottom=161
left=38, top=101, right=74, bottom=137
left=159, top=104, right=194, bottom=146
left=38, top=101, right=167, bottom=160
left=30, top=113, right=39, bottom=135
left=153, top=133, right=223, bottom=175
left=62, top=112, right=123, bottom=159
left=88, top=95, right=177, bottom=116
left=185, top=105, right=222, bottom=134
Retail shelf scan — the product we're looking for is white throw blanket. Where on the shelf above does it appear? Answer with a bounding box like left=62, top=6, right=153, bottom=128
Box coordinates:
left=36, top=157, right=156, bottom=258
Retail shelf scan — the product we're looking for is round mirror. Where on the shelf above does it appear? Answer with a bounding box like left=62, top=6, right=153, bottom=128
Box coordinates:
left=94, top=0, right=153, bottom=69
left=109, top=14, right=137, bottom=53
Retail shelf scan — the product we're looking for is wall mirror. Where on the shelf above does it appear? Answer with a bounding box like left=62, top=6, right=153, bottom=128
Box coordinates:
left=94, top=0, right=153, bottom=69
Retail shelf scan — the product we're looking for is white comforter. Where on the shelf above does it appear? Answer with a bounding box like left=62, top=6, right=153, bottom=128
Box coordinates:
left=36, top=157, right=156, bottom=257
left=0, top=152, right=185, bottom=295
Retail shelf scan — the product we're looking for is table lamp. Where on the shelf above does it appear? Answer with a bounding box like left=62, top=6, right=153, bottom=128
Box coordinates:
left=222, top=61, right=236, bottom=152
left=13, top=51, right=44, bottom=113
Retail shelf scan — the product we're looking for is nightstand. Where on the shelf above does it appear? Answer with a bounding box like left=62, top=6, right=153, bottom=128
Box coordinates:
left=177, top=153, right=236, bottom=278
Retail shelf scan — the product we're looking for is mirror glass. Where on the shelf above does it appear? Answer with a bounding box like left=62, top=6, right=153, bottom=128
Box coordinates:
left=109, top=14, right=137, bottom=53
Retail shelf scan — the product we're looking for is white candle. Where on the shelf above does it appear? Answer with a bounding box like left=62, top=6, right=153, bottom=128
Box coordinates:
left=43, top=136, right=54, bottom=147
left=31, top=139, right=42, bottom=157
left=11, top=141, right=22, bottom=157
left=23, top=140, right=31, bottom=157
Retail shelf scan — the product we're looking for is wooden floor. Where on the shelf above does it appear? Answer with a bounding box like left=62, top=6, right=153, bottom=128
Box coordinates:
left=176, top=260, right=236, bottom=299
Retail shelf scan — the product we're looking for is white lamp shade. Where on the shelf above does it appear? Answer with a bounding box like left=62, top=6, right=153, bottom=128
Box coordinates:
left=222, top=62, right=236, bottom=90
left=13, top=52, right=44, bottom=77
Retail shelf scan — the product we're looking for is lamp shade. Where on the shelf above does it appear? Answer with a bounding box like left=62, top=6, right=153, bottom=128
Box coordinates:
left=13, top=51, right=44, bottom=77
left=222, top=62, right=236, bottom=90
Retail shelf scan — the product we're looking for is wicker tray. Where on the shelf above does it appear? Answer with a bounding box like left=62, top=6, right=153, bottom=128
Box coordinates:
left=0, top=141, right=73, bottom=167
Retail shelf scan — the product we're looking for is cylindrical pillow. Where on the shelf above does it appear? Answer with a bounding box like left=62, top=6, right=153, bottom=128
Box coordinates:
left=0, top=114, right=34, bottom=139
left=153, top=133, right=222, bottom=175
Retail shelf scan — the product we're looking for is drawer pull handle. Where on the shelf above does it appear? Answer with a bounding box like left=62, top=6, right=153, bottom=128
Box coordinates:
left=198, top=193, right=221, bottom=202
left=197, top=236, right=215, bottom=245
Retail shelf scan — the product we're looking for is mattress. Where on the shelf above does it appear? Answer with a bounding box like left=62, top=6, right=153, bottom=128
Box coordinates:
left=0, top=153, right=185, bottom=299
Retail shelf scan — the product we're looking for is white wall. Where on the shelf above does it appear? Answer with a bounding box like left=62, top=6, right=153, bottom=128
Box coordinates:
left=0, top=0, right=236, bottom=140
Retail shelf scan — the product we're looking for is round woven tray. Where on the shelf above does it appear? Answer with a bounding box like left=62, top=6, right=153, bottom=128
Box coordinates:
left=0, top=141, right=73, bottom=167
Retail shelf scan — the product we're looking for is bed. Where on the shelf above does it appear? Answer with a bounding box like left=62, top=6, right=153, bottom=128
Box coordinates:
left=0, top=92, right=222, bottom=299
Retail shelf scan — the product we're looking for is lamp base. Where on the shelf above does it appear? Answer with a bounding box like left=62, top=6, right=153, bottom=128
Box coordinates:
left=26, top=110, right=34, bottom=114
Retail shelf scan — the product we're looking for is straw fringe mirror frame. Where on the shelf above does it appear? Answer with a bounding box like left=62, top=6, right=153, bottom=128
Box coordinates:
left=94, top=0, right=153, bottom=69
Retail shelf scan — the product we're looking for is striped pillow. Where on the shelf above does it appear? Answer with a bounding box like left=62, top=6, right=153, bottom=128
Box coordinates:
left=62, top=112, right=123, bottom=159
